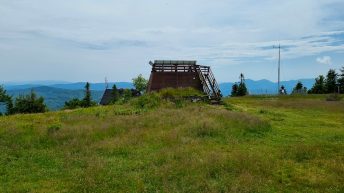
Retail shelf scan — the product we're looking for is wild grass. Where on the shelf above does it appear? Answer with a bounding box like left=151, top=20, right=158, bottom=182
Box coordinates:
left=0, top=93, right=343, bottom=192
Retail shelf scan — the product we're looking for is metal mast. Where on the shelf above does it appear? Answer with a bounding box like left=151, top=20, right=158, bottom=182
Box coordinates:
left=105, top=77, right=109, bottom=89
left=278, top=44, right=281, bottom=94
left=273, top=44, right=281, bottom=94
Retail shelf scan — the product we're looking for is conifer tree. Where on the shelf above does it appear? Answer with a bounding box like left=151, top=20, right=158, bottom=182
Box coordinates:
left=111, top=84, right=119, bottom=103
left=338, top=66, right=344, bottom=93
left=231, top=83, right=238, bottom=97
left=64, top=82, right=96, bottom=109
left=309, top=75, right=326, bottom=94
left=64, top=98, right=82, bottom=109
left=13, top=90, right=47, bottom=114
left=237, top=73, right=248, bottom=96
left=237, top=82, right=248, bottom=96
left=292, top=81, right=307, bottom=94
left=231, top=73, right=248, bottom=97
left=82, top=82, right=92, bottom=107
left=325, top=69, right=337, bottom=93
left=0, top=85, right=14, bottom=115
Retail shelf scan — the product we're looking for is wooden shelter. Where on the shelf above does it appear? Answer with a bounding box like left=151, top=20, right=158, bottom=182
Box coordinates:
left=147, top=60, right=222, bottom=100
left=100, top=88, right=140, bottom=105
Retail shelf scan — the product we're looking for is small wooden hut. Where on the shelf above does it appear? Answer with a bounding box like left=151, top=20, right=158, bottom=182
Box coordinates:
left=100, top=88, right=140, bottom=105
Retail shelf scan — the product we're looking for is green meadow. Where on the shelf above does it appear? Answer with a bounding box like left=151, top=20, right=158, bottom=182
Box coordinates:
left=0, top=94, right=343, bottom=193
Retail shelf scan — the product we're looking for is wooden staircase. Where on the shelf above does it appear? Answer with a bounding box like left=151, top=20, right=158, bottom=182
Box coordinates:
left=196, top=65, right=222, bottom=101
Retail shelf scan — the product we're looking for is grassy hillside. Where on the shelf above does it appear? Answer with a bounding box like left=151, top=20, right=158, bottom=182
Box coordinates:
left=0, top=94, right=343, bottom=192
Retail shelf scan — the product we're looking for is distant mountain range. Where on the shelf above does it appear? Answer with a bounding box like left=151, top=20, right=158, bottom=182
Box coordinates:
left=7, top=87, right=104, bottom=111
left=1, top=79, right=315, bottom=111
left=4, top=82, right=133, bottom=91
left=2, top=82, right=134, bottom=111
left=219, top=78, right=315, bottom=96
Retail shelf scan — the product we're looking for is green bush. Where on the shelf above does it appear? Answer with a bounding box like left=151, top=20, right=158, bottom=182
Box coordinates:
left=132, top=74, right=148, bottom=93
left=64, top=98, right=82, bottom=109
left=129, top=88, right=204, bottom=110
left=64, top=82, right=97, bottom=109
left=159, top=87, right=204, bottom=100
left=13, top=91, right=47, bottom=114
left=132, top=92, right=161, bottom=109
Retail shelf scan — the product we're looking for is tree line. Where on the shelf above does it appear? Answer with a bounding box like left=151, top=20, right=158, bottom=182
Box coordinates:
left=0, top=74, right=148, bottom=116
left=289, top=67, right=344, bottom=95
left=0, top=87, right=46, bottom=115
left=308, top=67, right=344, bottom=94
left=0, top=83, right=95, bottom=115
left=230, top=66, right=344, bottom=97
left=1, top=67, right=342, bottom=115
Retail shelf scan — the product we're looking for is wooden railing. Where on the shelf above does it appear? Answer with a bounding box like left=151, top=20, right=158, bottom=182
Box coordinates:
left=196, top=65, right=222, bottom=100
left=152, top=64, right=199, bottom=72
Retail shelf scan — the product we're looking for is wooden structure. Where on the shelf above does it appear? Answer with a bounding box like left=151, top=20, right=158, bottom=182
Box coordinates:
left=100, top=88, right=140, bottom=105
left=147, top=60, right=222, bottom=100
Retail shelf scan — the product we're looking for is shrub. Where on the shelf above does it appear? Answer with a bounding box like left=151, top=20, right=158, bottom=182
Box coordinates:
left=13, top=91, right=47, bottom=114
left=64, top=98, right=82, bottom=109
left=0, top=85, right=14, bottom=115
left=111, top=84, right=120, bottom=103
left=159, top=87, right=204, bottom=101
left=292, top=81, right=307, bottom=95
left=132, top=74, right=148, bottom=93
left=133, top=92, right=161, bottom=109
left=64, top=82, right=97, bottom=109
left=309, top=75, right=326, bottom=94
left=129, top=88, right=204, bottom=110
left=231, top=73, right=248, bottom=96
left=122, top=89, right=133, bottom=102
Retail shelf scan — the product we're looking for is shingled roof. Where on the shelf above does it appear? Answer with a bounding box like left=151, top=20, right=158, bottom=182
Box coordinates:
left=99, top=89, right=141, bottom=105
left=100, top=89, right=113, bottom=105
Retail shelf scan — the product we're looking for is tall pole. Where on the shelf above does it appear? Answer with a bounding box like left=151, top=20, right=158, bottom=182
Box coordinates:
left=274, top=44, right=281, bottom=94
left=278, top=44, right=281, bottom=94
left=105, top=77, right=108, bottom=89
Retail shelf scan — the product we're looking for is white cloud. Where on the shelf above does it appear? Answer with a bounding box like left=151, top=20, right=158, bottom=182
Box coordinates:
left=0, top=0, right=344, bottom=81
left=316, top=56, right=332, bottom=65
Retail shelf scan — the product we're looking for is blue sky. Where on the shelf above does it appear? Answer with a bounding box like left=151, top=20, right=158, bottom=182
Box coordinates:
left=0, top=0, right=344, bottom=83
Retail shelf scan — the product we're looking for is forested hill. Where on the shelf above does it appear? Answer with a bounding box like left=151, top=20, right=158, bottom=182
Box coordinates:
left=4, top=79, right=315, bottom=95
left=4, top=82, right=134, bottom=111
left=5, top=82, right=133, bottom=91
left=7, top=86, right=104, bottom=111
left=3, top=78, right=315, bottom=110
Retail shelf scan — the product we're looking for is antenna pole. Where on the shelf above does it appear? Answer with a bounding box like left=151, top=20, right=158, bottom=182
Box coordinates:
left=278, top=44, right=281, bottom=94
left=105, top=77, right=108, bottom=89
left=274, top=44, right=281, bottom=94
